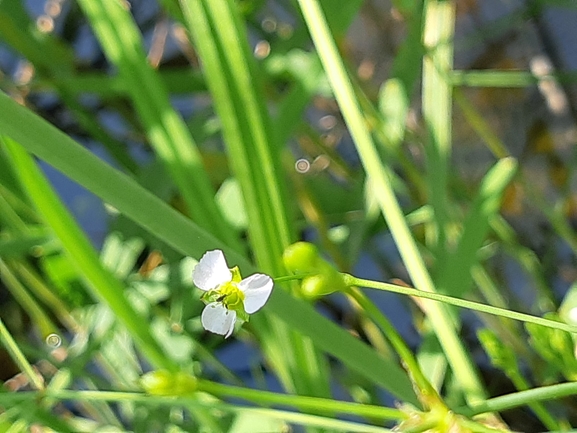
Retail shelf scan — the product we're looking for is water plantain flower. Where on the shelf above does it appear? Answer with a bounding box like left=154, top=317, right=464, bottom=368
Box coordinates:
left=193, top=250, right=273, bottom=338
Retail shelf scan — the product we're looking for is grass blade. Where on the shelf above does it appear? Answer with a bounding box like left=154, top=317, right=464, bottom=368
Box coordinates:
left=76, top=0, right=239, bottom=247
left=0, top=90, right=418, bottom=404
left=296, top=0, right=489, bottom=406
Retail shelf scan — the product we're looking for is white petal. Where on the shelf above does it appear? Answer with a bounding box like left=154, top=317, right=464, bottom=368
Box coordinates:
left=201, top=303, right=236, bottom=338
left=193, top=250, right=232, bottom=291
left=239, top=273, right=273, bottom=314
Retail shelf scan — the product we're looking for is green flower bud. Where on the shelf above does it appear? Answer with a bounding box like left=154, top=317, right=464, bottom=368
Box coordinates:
left=316, top=261, right=347, bottom=292
left=300, top=266, right=347, bottom=300
left=300, top=275, right=328, bottom=300
left=173, top=372, right=199, bottom=396
left=283, top=242, right=320, bottom=274
left=140, top=370, right=198, bottom=396
left=140, top=370, right=172, bottom=395
left=283, top=242, right=347, bottom=300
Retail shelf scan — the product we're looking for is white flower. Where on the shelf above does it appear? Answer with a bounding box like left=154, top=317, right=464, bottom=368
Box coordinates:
left=193, top=250, right=273, bottom=338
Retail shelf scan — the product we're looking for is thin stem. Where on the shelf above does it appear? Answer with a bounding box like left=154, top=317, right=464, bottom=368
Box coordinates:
left=0, top=258, right=58, bottom=337
left=505, top=370, right=561, bottom=431
left=11, top=260, right=80, bottom=332
left=297, top=0, right=488, bottom=406
left=197, top=380, right=404, bottom=421
left=344, top=287, right=440, bottom=404
left=273, top=274, right=314, bottom=284
left=344, top=274, right=577, bottom=334
left=0, top=388, right=405, bottom=423
left=459, top=382, right=577, bottom=417
left=0, top=318, right=44, bottom=390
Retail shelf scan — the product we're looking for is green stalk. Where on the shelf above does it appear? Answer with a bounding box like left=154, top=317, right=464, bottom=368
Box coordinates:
left=297, top=0, right=488, bottom=405
left=344, top=274, right=577, bottom=334
left=504, top=370, right=561, bottom=431
left=197, top=380, right=404, bottom=421
left=2, top=390, right=394, bottom=433
left=0, top=259, right=58, bottom=338
left=179, top=0, right=332, bottom=403
left=452, top=69, right=577, bottom=87
left=0, top=318, right=44, bottom=390
left=0, top=192, right=28, bottom=232
left=461, top=382, right=577, bottom=417
left=0, top=183, right=40, bottom=224
left=178, top=0, right=292, bottom=271
left=10, top=261, right=79, bottom=332
left=15, top=387, right=403, bottom=423
left=345, top=287, right=440, bottom=403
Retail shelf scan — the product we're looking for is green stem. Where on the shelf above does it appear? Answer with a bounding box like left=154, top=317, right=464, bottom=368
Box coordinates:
left=0, top=183, right=41, bottom=224
left=344, top=287, right=439, bottom=403
left=273, top=274, right=314, bottom=284
left=297, top=0, right=488, bottom=406
left=422, top=0, right=455, bottom=258
left=505, top=370, right=561, bottom=431
left=11, top=260, right=79, bottom=332
left=344, top=274, right=577, bottom=334
left=197, top=380, right=404, bottom=421
left=0, top=318, right=44, bottom=390
left=459, top=381, right=577, bottom=417
left=0, top=389, right=404, bottom=423
left=0, top=191, right=29, bottom=232
left=0, top=258, right=58, bottom=338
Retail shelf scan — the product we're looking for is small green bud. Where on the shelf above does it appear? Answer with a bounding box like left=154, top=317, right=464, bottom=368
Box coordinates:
left=283, top=242, right=347, bottom=300
left=526, top=315, right=577, bottom=379
left=300, top=275, right=328, bottom=300
left=140, top=370, right=172, bottom=395
left=316, top=261, right=347, bottom=293
left=300, top=265, right=347, bottom=300
left=283, top=242, right=320, bottom=274
left=173, top=372, right=199, bottom=395
left=140, top=370, right=198, bottom=396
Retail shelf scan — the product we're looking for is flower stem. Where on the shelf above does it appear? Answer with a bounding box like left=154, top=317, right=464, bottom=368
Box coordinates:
left=0, top=318, right=44, bottom=390
left=343, top=274, right=577, bottom=334
left=459, top=381, right=577, bottom=417
left=344, top=287, right=441, bottom=407
left=197, top=379, right=404, bottom=421
left=2, top=389, right=397, bottom=432
left=273, top=273, right=314, bottom=284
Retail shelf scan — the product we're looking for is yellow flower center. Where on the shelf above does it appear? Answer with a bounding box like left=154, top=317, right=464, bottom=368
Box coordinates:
left=218, top=281, right=245, bottom=309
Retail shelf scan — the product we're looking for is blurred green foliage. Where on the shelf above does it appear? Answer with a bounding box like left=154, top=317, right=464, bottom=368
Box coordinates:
left=1, top=0, right=577, bottom=431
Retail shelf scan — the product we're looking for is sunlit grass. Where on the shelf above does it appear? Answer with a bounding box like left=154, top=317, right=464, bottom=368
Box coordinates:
left=0, top=0, right=576, bottom=431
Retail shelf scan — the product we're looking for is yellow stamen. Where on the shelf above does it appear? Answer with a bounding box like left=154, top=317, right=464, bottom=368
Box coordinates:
left=218, top=281, right=245, bottom=309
